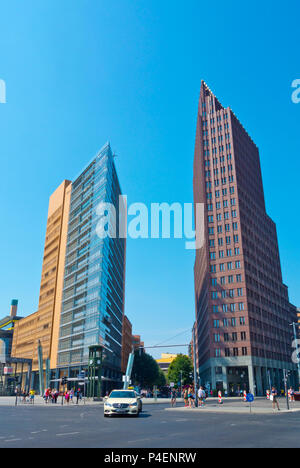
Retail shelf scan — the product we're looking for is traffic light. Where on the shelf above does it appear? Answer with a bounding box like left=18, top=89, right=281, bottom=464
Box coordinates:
left=61, top=376, right=68, bottom=386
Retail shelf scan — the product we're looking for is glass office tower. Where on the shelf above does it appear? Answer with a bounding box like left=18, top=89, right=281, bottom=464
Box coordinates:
left=57, top=143, right=126, bottom=391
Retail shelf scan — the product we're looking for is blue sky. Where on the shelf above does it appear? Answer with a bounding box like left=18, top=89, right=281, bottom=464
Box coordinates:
left=0, top=0, right=299, bottom=358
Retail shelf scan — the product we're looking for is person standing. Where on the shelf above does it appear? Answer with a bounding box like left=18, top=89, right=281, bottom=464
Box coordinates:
left=188, top=386, right=195, bottom=408
left=271, top=387, right=280, bottom=411
left=170, top=388, right=177, bottom=407
left=198, top=386, right=206, bottom=407
left=183, top=388, right=189, bottom=407
left=29, top=389, right=35, bottom=405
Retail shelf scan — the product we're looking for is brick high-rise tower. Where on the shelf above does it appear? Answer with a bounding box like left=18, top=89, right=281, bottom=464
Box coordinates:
left=193, top=81, right=297, bottom=395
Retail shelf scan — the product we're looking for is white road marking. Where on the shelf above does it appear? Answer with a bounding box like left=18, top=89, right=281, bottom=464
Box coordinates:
left=56, top=432, right=80, bottom=437
left=4, top=439, right=21, bottom=442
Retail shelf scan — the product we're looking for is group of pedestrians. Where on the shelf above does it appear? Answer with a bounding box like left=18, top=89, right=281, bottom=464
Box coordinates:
left=171, top=385, right=207, bottom=408
left=19, top=389, right=35, bottom=404
left=43, top=388, right=60, bottom=404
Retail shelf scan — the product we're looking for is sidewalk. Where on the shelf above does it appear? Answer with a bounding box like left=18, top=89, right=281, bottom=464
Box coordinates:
left=0, top=396, right=183, bottom=407
left=165, top=397, right=300, bottom=415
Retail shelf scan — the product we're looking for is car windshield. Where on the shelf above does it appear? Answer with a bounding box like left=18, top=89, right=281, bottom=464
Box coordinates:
left=109, top=391, right=136, bottom=399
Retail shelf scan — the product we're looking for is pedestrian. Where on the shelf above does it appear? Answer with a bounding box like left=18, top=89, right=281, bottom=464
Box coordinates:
left=29, top=389, right=35, bottom=404
left=198, top=386, right=206, bottom=407
left=70, top=388, right=74, bottom=403
left=170, top=388, right=177, bottom=407
left=183, top=388, right=189, bottom=407
left=188, top=386, right=195, bottom=408
left=271, top=386, right=280, bottom=411
left=289, top=387, right=295, bottom=403
left=65, top=391, right=70, bottom=404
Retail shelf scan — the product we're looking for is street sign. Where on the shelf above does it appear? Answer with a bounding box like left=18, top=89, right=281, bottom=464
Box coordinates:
left=246, top=393, right=254, bottom=403
left=170, top=382, right=175, bottom=387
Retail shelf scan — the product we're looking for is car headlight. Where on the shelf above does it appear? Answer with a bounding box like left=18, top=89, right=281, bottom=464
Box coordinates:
left=105, top=402, right=112, bottom=407
left=130, top=402, right=137, bottom=407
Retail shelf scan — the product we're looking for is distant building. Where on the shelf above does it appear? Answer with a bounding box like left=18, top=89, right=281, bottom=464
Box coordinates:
left=156, top=353, right=180, bottom=374
left=121, top=315, right=133, bottom=373
left=132, top=335, right=144, bottom=352
left=297, top=308, right=300, bottom=336
left=0, top=300, right=23, bottom=363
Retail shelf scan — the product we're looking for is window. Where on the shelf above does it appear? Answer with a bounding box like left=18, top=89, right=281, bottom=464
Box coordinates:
left=231, top=318, right=236, bottom=327
left=237, top=288, right=243, bottom=297
left=239, top=317, right=245, bottom=325
left=242, top=347, right=248, bottom=356
left=224, top=333, right=229, bottom=342
left=233, top=348, right=239, bottom=356
left=238, top=302, right=245, bottom=311
left=213, top=305, right=219, bottom=313
left=232, top=332, right=238, bottom=342
left=225, top=348, right=231, bottom=357
left=241, top=332, right=246, bottom=341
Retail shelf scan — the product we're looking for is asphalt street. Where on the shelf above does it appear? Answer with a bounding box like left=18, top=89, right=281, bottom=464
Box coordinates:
left=1, top=402, right=300, bottom=448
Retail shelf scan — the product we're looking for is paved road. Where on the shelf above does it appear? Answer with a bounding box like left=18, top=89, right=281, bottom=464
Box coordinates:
left=1, top=402, right=300, bottom=448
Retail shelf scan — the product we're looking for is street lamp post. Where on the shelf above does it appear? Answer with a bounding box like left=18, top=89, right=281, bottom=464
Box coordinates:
left=180, top=370, right=183, bottom=396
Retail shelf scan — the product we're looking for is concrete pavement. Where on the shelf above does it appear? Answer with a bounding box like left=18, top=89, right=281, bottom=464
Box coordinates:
left=1, top=402, right=300, bottom=448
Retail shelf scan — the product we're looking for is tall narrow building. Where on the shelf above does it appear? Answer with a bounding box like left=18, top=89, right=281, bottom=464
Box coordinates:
left=193, top=81, right=297, bottom=395
left=12, top=143, right=126, bottom=394
left=56, top=143, right=126, bottom=393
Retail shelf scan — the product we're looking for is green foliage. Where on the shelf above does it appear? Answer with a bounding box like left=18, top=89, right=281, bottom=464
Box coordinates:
left=132, top=351, right=165, bottom=387
left=167, top=354, right=194, bottom=386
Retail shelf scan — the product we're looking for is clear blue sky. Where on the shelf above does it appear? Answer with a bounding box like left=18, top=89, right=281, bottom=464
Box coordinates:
left=0, top=0, right=299, bottom=358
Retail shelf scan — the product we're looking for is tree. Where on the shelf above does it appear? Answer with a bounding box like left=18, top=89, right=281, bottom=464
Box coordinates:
left=132, top=351, right=165, bottom=388
left=167, top=354, right=193, bottom=387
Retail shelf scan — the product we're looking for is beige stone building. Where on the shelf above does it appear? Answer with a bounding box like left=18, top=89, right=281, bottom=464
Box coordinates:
left=11, top=180, right=72, bottom=373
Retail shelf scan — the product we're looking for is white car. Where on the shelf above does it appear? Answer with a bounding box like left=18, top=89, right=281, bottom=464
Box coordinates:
left=104, top=389, right=142, bottom=417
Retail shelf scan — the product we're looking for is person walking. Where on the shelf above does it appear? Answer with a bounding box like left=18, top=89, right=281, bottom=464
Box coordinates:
left=271, top=386, right=280, bottom=411
left=170, top=388, right=177, bottom=407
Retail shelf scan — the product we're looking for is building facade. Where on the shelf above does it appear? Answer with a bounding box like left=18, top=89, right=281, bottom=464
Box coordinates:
left=193, top=81, right=298, bottom=396
left=55, top=143, right=126, bottom=392
left=12, top=143, right=127, bottom=394
left=11, top=181, right=72, bottom=379
left=121, top=315, right=133, bottom=374
left=0, top=300, right=23, bottom=363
